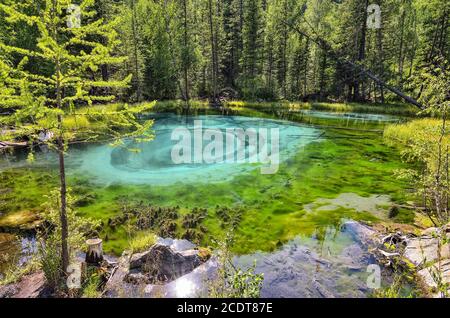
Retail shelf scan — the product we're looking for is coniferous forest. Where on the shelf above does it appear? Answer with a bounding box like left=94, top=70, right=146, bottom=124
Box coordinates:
left=1, top=0, right=447, bottom=104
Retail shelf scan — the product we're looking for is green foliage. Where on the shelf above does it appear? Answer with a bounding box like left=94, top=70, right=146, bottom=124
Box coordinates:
left=0, top=0, right=154, bottom=145
left=372, top=276, right=415, bottom=298
left=209, top=234, right=264, bottom=298
left=1, top=0, right=448, bottom=104
left=81, top=269, right=102, bottom=298
left=385, top=60, right=450, bottom=224
left=128, top=231, right=157, bottom=253
left=0, top=256, right=40, bottom=286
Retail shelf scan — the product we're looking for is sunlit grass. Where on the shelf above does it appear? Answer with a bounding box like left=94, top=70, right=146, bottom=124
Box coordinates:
left=384, top=118, right=448, bottom=145
left=128, top=231, right=157, bottom=253
left=223, top=100, right=419, bottom=116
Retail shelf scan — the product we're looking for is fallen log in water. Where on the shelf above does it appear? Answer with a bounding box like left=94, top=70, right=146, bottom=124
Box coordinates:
left=0, top=141, right=28, bottom=149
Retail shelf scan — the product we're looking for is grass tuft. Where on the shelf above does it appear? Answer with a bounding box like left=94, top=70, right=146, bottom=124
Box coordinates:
left=128, top=231, right=157, bottom=253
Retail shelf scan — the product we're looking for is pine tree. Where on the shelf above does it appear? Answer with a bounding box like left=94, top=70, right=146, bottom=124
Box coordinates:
left=222, top=0, right=241, bottom=88
left=0, top=0, right=152, bottom=280
left=241, top=0, right=264, bottom=98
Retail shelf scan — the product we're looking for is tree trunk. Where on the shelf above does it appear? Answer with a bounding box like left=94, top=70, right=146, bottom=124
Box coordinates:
left=355, top=0, right=368, bottom=101
left=56, top=59, right=69, bottom=277
left=283, top=21, right=423, bottom=109
left=281, top=0, right=288, bottom=98
left=85, top=239, right=104, bottom=265
left=52, top=0, right=69, bottom=277
left=208, top=0, right=217, bottom=101
left=57, top=125, right=69, bottom=275
left=131, top=0, right=141, bottom=101
left=183, top=0, right=190, bottom=106
left=319, top=50, right=327, bottom=100
left=398, top=4, right=406, bottom=88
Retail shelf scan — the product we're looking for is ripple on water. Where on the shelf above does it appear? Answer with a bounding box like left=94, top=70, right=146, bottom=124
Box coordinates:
left=69, top=115, right=320, bottom=185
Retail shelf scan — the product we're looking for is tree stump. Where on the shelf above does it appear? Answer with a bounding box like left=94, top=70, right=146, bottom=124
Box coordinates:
left=85, top=238, right=103, bottom=265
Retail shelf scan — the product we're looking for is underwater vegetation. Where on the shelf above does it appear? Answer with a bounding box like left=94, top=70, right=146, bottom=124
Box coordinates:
left=0, top=103, right=426, bottom=257
left=0, top=108, right=414, bottom=256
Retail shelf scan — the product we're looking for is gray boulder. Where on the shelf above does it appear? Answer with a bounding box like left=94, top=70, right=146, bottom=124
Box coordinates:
left=127, top=243, right=202, bottom=284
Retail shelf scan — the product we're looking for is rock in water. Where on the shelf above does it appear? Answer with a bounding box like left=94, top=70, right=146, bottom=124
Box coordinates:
left=341, top=221, right=378, bottom=247
left=127, top=244, right=202, bottom=284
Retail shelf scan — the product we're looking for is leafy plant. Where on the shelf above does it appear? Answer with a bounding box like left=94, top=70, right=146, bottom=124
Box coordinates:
left=385, top=57, right=450, bottom=225
left=208, top=233, right=264, bottom=298
left=38, top=188, right=99, bottom=291
left=81, top=270, right=102, bottom=299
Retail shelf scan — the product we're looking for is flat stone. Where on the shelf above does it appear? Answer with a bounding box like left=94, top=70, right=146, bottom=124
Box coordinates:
left=404, top=237, right=440, bottom=266
left=129, top=251, right=150, bottom=270
left=170, top=239, right=196, bottom=252
left=417, top=259, right=450, bottom=297
left=157, top=238, right=196, bottom=252
left=421, top=227, right=439, bottom=236
left=157, top=238, right=174, bottom=247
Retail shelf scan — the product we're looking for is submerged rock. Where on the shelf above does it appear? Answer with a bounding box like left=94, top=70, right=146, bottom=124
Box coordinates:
left=0, top=210, right=41, bottom=232
left=304, top=193, right=392, bottom=219
left=341, top=220, right=379, bottom=247
left=234, top=224, right=380, bottom=298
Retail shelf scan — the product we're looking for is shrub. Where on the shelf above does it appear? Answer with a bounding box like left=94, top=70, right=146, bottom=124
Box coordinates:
left=38, top=188, right=100, bottom=291
left=385, top=118, right=450, bottom=225
left=81, top=270, right=102, bottom=298
left=208, top=233, right=264, bottom=298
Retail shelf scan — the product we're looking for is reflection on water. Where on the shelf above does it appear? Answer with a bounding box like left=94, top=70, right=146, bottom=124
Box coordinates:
left=234, top=225, right=380, bottom=298
left=0, top=234, right=36, bottom=279
left=111, top=224, right=384, bottom=298
left=0, top=114, right=321, bottom=185
left=297, top=110, right=401, bottom=123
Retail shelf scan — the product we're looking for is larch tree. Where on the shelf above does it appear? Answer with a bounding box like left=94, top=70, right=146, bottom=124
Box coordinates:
left=0, top=0, right=153, bottom=278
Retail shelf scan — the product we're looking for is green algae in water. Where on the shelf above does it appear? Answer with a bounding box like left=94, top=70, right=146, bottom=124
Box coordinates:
left=0, top=112, right=411, bottom=255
